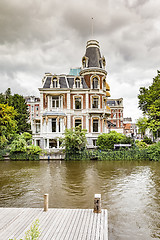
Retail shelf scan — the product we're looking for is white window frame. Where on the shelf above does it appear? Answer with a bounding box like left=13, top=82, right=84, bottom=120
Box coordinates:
left=90, top=75, right=100, bottom=89
left=92, top=117, right=100, bottom=133
left=74, top=95, right=83, bottom=110
left=74, top=118, right=82, bottom=128
left=92, top=96, right=100, bottom=109
left=51, top=96, right=63, bottom=109
left=50, top=76, right=60, bottom=88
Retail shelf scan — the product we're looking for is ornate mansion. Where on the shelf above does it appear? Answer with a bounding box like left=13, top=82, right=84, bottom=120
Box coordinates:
left=32, top=40, right=123, bottom=150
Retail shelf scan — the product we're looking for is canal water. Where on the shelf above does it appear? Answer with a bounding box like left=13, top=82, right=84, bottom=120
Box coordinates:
left=0, top=161, right=160, bottom=240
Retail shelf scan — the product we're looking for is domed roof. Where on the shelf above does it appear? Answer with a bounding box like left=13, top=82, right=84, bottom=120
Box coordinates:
left=84, top=40, right=102, bottom=68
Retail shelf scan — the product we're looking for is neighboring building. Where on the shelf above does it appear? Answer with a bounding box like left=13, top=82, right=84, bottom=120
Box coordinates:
left=123, top=117, right=133, bottom=137
left=33, top=40, right=111, bottom=149
left=25, top=96, right=41, bottom=145
left=107, top=98, right=124, bottom=133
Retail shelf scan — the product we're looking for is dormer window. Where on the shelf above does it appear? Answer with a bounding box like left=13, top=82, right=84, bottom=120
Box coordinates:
left=101, top=56, right=106, bottom=69
left=82, top=57, right=86, bottom=68
left=50, top=76, right=60, bottom=88
left=73, top=77, right=82, bottom=89
left=75, top=78, right=80, bottom=88
left=53, top=78, right=58, bottom=88
left=82, top=56, right=88, bottom=68
left=93, top=77, right=98, bottom=89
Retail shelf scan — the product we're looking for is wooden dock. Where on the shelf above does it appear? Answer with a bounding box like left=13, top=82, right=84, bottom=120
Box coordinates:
left=0, top=208, right=108, bottom=240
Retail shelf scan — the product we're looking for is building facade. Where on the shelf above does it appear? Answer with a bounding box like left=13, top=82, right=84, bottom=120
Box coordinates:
left=107, top=98, right=124, bottom=133
left=33, top=40, right=111, bottom=149
left=25, top=96, right=41, bottom=144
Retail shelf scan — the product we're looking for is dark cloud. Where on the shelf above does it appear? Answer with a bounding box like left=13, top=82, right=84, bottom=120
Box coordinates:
left=0, top=0, right=159, bottom=121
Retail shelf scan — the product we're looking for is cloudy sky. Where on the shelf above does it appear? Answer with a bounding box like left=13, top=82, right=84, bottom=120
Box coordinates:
left=0, top=0, right=160, bottom=121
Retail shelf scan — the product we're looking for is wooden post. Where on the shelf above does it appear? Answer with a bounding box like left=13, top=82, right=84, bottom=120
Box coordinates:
left=44, top=194, right=49, bottom=212
left=94, top=194, right=101, bottom=213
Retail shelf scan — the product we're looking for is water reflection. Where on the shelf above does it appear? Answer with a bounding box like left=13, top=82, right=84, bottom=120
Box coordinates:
left=0, top=161, right=160, bottom=239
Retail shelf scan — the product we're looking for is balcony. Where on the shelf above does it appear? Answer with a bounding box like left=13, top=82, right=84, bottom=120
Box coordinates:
left=88, top=108, right=111, bottom=116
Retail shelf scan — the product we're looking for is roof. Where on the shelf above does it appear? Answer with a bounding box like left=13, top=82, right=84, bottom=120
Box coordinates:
left=69, top=68, right=81, bottom=76
left=42, top=75, right=88, bottom=89
left=124, top=123, right=132, bottom=130
left=85, top=46, right=102, bottom=68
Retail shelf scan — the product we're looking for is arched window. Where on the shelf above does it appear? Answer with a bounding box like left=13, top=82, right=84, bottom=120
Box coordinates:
left=92, top=77, right=98, bottom=89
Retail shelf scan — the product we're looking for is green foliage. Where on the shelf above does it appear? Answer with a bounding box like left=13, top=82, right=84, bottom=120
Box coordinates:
left=0, top=103, right=17, bottom=148
left=10, top=152, right=39, bottom=161
left=96, top=149, right=149, bottom=161
left=9, top=219, right=40, bottom=240
left=143, top=136, right=153, bottom=144
left=0, top=88, right=31, bottom=134
left=27, top=145, right=42, bottom=155
left=65, top=148, right=149, bottom=161
left=9, top=132, right=41, bottom=160
left=136, top=141, right=148, bottom=149
left=96, top=131, right=133, bottom=150
left=147, top=142, right=160, bottom=161
left=24, top=219, right=40, bottom=240
left=138, top=71, right=160, bottom=136
left=0, top=149, right=8, bottom=160
left=136, top=117, right=148, bottom=137
left=11, top=94, right=31, bottom=134
left=62, top=126, right=87, bottom=155
left=20, top=132, right=32, bottom=142
left=10, top=138, right=27, bottom=153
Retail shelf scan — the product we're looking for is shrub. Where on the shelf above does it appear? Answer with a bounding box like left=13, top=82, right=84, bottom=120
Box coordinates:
left=27, top=145, right=42, bottom=155
left=147, top=142, right=160, bottom=161
left=10, top=138, right=27, bottom=153
left=96, top=131, right=133, bottom=150
left=136, top=141, right=148, bottom=149
left=142, top=136, right=153, bottom=144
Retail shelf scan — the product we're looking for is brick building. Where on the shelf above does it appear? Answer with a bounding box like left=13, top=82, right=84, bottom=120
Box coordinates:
left=107, top=98, right=124, bottom=133
left=25, top=96, right=40, bottom=139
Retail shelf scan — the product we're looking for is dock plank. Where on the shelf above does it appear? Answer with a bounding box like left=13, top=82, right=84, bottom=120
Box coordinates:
left=0, top=208, right=108, bottom=240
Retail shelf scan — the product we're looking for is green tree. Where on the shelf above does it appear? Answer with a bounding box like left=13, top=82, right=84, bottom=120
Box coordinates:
left=136, top=117, right=148, bottom=138
left=62, top=126, right=87, bottom=154
left=138, top=71, right=160, bottom=137
left=0, top=93, right=5, bottom=104
left=0, top=104, right=17, bottom=148
left=5, top=88, right=12, bottom=105
left=0, top=89, right=31, bottom=134
left=11, top=94, right=30, bottom=133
